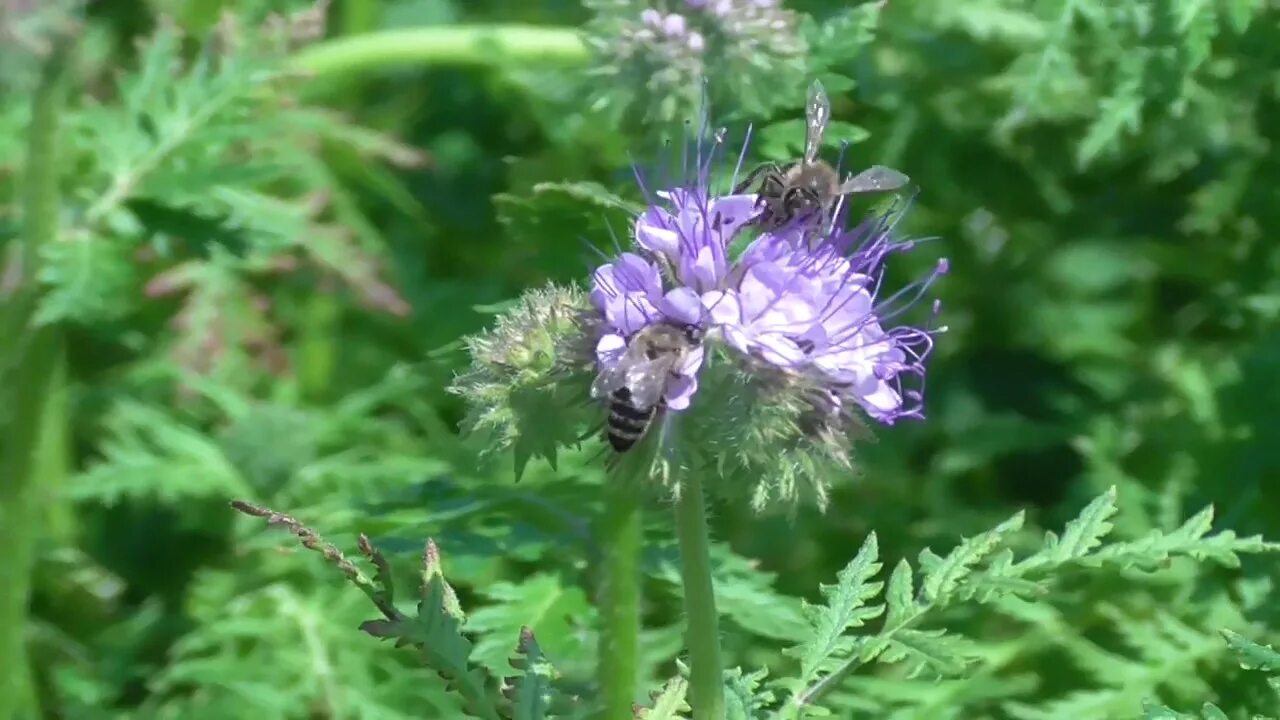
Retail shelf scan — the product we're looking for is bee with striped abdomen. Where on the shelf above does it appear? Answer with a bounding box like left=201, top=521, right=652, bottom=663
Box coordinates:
left=591, top=322, right=703, bottom=453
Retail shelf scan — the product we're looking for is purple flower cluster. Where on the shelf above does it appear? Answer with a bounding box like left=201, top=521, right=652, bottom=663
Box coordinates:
left=589, top=141, right=946, bottom=426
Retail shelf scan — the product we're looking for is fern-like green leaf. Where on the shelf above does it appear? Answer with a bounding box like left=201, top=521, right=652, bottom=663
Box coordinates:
left=777, top=487, right=1280, bottom=717
left=723, top=667, right=772, bottom=720
left=789, top=533, right=884, bottom=686
left=1140, top=700, right=1230, bottom=720
left=502, top=627, right=556, bottom=720
left=635, top=677, right=690, bottom=720
left=466, top=573, right=593, bottom=679
left=1026, top=486, right=1118, bottom=568
left=882, top=559, right=915, bottom=631
left=920, top=512, right=1025, bottom=603
left=34, top=235, right=137, bottom=325
left=68, top=401, right=252, bottom=504
left=1222, top=629, right=1280, bottom=672
left=362, top=560, right=501, bottom=720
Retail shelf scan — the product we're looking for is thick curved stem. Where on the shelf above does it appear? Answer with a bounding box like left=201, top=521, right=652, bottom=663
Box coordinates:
left=291, top=25, right=589, bottom=79
left=1, top=39, right=72, bottom=720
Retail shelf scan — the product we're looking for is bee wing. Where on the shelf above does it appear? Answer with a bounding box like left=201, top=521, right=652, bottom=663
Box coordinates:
left=837, top=165, right=910, bottom=195
left=803, top=79, right=831, bottom=166
left=624, top=357, right=678, bottom=410
left=591, top=361, right=629, bottom=400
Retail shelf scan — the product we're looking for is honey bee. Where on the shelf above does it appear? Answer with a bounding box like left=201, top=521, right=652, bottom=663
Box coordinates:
left=591, top=322, right=703, bottom=453
left=734, top=79, right=910, bottom=232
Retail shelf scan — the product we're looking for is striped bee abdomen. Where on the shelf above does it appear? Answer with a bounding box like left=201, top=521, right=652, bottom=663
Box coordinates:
left=606, top=387, right=656, bottom=453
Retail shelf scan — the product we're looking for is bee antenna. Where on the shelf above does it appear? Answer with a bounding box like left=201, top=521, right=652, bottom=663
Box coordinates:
left=835, top=139, right=852, bottom=177
left=730, top=123, right=754, bottom=193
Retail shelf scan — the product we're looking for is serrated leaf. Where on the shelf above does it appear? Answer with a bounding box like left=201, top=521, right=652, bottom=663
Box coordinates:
left=362, top=572, right=502, bottom=720
left=533, top=180, right=644, bottom=214
left=503, top=627, right=556, bottom=720
left=723, top=667, right=772, bottom=720
left=877, top=627, right=975, bottom=678
left=34, top=236, right=137, bottom=325
left=636, top=676, right=690, bottom=719
left=466, top=573, right=593, bottom=678
left=882, top=559, right=915, bottom=629
left=1199, top=704, right=1229, bottom=720
left=920, top=511, right=1024, bottom=603
left=1140, top=700, right=1195, bottom=720
left=67, top=401, right=252, bottom=504
left=1035, top=486, right=1118, bottom=566
left=1222, top=630, right=1280, bottom=672
left=804, top=2, right=885, bottom=66
left=791, top=533, right=884, bottom=683
left=1075, top=82, right=1142, bottom=169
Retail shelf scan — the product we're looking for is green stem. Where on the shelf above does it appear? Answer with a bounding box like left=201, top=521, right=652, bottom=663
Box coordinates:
left=297, top=288, right=341, bottom=403
left=37, top=353, right=72, bottom=543
left=675, top=469, right=724, bottom=720
left=1, top=40, right=72, bottom=720
left=290, top=25, right=589, bottom=79
left=338, top=0, right=380, bottom=36
left=595, top=447, right=650, bottom=719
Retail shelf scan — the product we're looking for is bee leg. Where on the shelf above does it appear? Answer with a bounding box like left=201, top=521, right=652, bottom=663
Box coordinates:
left=732, top=162, right=783, bottom=195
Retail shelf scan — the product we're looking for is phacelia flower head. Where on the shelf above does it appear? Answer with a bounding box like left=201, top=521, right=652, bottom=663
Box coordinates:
left=584, top=0, right=806, bottom=129
left=453, top=100, right=946, bottom=509
left=580, top=124, right=947, bottom=505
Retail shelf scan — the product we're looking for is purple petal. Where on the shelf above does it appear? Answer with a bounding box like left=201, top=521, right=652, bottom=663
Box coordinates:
left=852, top=374, right=902, bottom=416
left=676, top=344, right=705, bottom=377
left=707, top=194, right=761, bottom=237
left=635, top=215, right=680, bottom=257
left=702, top=290, right=741, bottom=325
left=737, top=263, right=785, bottom=321
left=679, top=244, right=725, bottom=291
left=723, top=325, right=753, bottom=356
left=614, top=253, right=663, bottom=294
left=664, top=373, right=697, bottom=410
left=754, top=332, right=808, bottom=367
left=756, top=295, right=817, bottom=334
left=613, top=292, right=659, bottom=335
left=659, top=287, right=704, bottom=326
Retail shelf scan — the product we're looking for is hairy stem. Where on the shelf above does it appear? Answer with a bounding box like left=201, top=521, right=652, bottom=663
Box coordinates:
left=0, top=40, right=72, bottom=720
left=290, top=25, right=589, bottom=79
left=595, top=444, right=653, bottom=719
left=674, top=467, right=724, bottom=720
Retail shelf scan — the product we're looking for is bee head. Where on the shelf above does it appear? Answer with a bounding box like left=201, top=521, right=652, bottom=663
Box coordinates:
left=682, top=323, right=705, bottom=345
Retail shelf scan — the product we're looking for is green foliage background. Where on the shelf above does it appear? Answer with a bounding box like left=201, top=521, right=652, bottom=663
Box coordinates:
left=2, top=0, right=1279, bottom=718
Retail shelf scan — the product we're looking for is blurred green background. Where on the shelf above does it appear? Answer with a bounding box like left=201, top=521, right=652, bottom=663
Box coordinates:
left=2, top=0, right=1278, bottom=717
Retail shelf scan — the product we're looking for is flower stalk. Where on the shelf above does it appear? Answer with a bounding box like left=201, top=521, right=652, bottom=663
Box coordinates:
left=290, top=25, right=588, bottom=79
left=674, top=464, right=724, bottom=720
left=594, top=431, right=657, bottom=719
left=0, top=37, right=72, bottom=720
